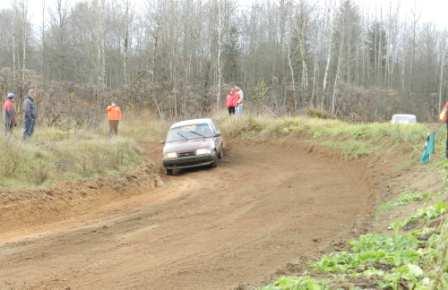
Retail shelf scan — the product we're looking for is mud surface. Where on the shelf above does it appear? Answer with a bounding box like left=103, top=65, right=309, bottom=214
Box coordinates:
left=0, top=140, right=377, bottom=289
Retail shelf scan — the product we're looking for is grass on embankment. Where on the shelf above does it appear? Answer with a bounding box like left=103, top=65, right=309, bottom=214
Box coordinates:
left=0, top=128, right=141, bottom=188
left=219, top=115, right=428, bottom=160
left=0, top=111, right=168, bottom=189
left=0, top=113, right=431, bottom=195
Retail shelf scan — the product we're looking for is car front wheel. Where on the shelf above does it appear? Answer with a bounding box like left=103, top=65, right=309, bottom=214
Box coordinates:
left=210, top=151, right=219, bottom=168
left=218, top=147, right=224, bottom=159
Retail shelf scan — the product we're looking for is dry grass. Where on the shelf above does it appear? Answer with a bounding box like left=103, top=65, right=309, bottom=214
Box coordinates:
left=217, top=114, right=428, bottom=159
left=0, top=127, right=141, bottom=188
left=0, top=112, right=432, bottom=188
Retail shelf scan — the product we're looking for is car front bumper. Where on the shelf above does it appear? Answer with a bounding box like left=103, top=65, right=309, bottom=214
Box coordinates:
left=163, top=154, right=216, bottom=170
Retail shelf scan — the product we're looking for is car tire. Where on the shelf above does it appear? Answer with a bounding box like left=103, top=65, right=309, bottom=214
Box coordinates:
left=166, top=168, right=175, bottom=175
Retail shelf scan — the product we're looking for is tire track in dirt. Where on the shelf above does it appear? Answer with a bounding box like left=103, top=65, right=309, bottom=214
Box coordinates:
left=0, top=140, right=378, bottom=290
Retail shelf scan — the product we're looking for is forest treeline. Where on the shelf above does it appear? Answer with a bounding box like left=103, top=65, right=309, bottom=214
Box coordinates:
left=0, top=0, right=446, bottom=124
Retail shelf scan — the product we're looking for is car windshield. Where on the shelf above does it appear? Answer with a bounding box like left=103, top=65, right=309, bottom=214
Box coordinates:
left=166, top=123, right=214, bottom=142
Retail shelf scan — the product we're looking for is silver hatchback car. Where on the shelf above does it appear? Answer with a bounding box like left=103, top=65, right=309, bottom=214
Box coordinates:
left=162, top=119, right=224, bottom=175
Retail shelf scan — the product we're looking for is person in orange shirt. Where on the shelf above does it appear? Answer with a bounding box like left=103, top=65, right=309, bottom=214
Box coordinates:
left=106, top=102, right=122, bottom=136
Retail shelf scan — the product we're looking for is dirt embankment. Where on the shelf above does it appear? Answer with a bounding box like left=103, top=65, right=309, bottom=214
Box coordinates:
left=0, top=140, right=382, bottom=289
left=0, top=157, right=163, bottom=240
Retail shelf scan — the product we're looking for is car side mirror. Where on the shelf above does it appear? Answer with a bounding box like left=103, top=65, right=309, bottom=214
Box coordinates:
left=215, top=133, right=221, bottom=137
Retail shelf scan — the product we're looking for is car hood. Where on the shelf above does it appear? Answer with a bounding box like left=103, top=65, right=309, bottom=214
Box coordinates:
left=163, top=138, right=213, bottom=154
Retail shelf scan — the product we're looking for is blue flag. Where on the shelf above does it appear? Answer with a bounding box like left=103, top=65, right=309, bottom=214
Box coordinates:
left=420, top=132, right=436, bottom=164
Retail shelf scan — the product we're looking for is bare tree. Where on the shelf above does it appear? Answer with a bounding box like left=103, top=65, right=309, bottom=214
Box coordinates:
left=41, top=0, right=46, bottom=85
left=97, top=0, right=106, bottom=90
left=0, top=0, right=446, bottom=121
left=439, top=34, right=446, bottom=110
left=322, top=9, right=333, bottom=95
left=123, top=0, right=131, bottom=86
left=12, top=0, right=17, bottom=88
left=21, top=0, right=27, bottom=91
left=216, top=0, right=223, bottom=111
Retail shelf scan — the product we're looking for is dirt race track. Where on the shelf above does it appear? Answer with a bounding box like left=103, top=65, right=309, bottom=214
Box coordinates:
left=0, top=140, right=378, bottom=290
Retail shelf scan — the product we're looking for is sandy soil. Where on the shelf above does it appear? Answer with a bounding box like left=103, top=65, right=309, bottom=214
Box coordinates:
left=0, top=140, right=378, bottom=290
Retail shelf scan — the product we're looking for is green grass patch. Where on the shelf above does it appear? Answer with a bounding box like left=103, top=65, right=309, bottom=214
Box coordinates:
left=261, top=276, right=329, bottom=290
left=391, top=202, right=448, bottom=231
left=314, top=234, right=421, bottom=274
left=295, top=202, right=448, bottom=288
left=379, top=191, right=435, bottom=213
left=312, top=232, right=442, bottom=289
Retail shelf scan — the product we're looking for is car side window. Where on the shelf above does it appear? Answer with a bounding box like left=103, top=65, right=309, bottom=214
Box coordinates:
left=210, top=123, right=219, bottom=136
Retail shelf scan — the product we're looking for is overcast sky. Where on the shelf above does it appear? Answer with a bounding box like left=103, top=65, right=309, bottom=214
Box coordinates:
left=0, top=0, right=447, bottom=29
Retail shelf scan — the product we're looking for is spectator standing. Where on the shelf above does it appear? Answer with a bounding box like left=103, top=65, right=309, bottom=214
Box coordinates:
left=3, top=92, right=16, bottom=137
left=106, top=102, right=122, bottom=136
left=226, top=88, right=237, bottom=115
left=23, top=89, right=37, bottom=140
left=235, top=86, right=244, bottom=115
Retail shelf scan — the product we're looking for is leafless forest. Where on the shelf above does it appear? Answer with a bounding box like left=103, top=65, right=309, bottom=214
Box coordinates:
left=0, top=0, right=446, bottom=124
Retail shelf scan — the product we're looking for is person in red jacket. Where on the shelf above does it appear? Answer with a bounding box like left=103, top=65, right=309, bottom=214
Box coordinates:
left=3, top=92, right=16, bottom=136
left=226, top=88, right=237, bottom=115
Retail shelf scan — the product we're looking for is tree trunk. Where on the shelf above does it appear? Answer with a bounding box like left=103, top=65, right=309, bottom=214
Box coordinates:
left=12, top=0, right=17, bottom=88
left=97, top=0, right=106, bottom=90
left=42, top=0, right=46, bottom=86
left=439, top=47, right=445, bottom=111
left=322, top=16, right=333, bottom=94
left=310, top=54, right=319, bottom=107
left=332, top=28, right=345, bottom=114
left=123, top=0, right=130, bottom=86
left=216, top=0, right=223, bottom=112
left=21, top=0, right=27, bottom=95
left=297, top=11, right=309, bottom=108
left=287, top=36, right=296, bottom=111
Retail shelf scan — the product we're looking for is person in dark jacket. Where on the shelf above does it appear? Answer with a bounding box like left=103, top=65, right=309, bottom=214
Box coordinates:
left=3, top=92, right=16, bottom=136
left=23, top=89, right=37, bottom=140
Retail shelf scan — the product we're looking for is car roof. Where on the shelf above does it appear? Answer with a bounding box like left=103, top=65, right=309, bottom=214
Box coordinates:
left=170, top=118, right=214, bottom=129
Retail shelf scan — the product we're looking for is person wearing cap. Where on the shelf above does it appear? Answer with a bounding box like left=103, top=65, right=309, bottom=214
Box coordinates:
left=23, top=89, right=37, bottom=140
left=106, top=102, right=122, bottom=136
left=3, top=92, right=17, bottom=136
